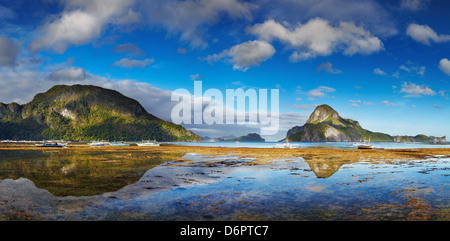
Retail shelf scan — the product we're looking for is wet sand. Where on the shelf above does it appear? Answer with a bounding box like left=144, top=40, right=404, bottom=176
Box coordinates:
left=1, top=143, right=449, bottom=221
left=1, top=143, right=449, bottom=163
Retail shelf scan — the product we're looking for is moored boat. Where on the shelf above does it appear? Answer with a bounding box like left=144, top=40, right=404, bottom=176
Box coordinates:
left=35, top=142, right=66, bottom=148
left=137, top=140, right=159, bottom=146
left=110, top=142, right=130, bottom=147
left=137, top=142, right=160, bottom=147
left=357, top=144, right=374, bottom=149
left=357, top=137, right=374, bottom=149
left=89, top=141, right=110, bottom=147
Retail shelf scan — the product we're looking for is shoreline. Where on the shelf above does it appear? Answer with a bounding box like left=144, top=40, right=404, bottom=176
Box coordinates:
left=1, top=144, right=449, bottom=163
left=1, top=143, right=449, bottom=221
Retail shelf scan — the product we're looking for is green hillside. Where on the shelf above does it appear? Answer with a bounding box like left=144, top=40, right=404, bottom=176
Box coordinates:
left=286, top=104, right=393, bottom=142
left=0, top=85, right=201, bottom=142
left=226, top=133, right=265, bottom=142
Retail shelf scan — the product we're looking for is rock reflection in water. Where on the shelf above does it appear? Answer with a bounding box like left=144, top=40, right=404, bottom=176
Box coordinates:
left=306, top=161, right=343, bottom=178
left=0, top=150, right=183, bottom=197
left=1, top=150, right=449, bottom=221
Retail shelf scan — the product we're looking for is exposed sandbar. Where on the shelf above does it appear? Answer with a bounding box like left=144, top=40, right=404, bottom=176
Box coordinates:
left=1, top=143, right=448, bottom=164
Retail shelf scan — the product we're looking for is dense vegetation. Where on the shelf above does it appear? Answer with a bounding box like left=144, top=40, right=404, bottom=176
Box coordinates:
left=0, top=85, right=201, bottom=142
left=287, top=104, right=393, bottom=142
left=0, top=149, right=185, bottom=196
left=227, top=133, right=265, bottom=142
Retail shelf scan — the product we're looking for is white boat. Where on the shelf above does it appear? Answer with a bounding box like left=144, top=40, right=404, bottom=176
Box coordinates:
left=137, top=142, right=160, bottom=147
left=35, top=142, right=66, bottom=148
left=110, top=142, right=130, bottom=147
left=273, top=141, right=300, bottom=149
left=137, top=140, right=159, bottom=146
left=357, top=137, right=374, bottom=149
left=89, top=141, right=110, bottom=147
left=357, top=144, right=374, bottom=149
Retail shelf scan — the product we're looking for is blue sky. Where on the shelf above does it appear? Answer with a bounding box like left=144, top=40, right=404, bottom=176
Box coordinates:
left=0, top=0, right=449, bottom=141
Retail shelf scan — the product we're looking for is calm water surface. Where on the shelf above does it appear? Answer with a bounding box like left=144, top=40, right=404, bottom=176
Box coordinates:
left=170, top=141, right=450, bottom=149
left=0, top=149, right=449, bottom=221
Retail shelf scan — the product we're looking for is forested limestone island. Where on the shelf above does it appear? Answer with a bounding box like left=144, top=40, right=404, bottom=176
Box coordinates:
left=0, top=84, right=201, bottom=142
left=202, top=133, right=265, bottom=142
left=393, top=135, right=446, bottom=143
left=226, top=133, right=265, bottom=142
left=283, top=104, right=445, bottom=143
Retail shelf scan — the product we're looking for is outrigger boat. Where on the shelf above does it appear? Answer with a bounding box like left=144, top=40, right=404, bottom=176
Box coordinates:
left=89, top=141, right=110, bottom=147
left=137, top=140, right=160, bottom=146
left=273, top=140, right=300, bottom=149
left=357, top=144, right=374, bottom=149
left=110, top=142, right=130, bottom=147
left=35, top=141, right=66, bottom=148
left=357, top=137, right=374, bottom=149
left=284, top=142, right=291, bottom=148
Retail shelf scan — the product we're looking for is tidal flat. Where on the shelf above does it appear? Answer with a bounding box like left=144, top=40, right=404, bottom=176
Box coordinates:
left=0, top=145, right=449, bottom=221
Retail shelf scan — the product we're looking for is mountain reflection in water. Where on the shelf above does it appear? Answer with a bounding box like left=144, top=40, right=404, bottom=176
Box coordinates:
left=0, top=150, right=449, bottom=221
left=0, top=150, right=183, bottom=197
left=306, top=161, right=343, bottom=178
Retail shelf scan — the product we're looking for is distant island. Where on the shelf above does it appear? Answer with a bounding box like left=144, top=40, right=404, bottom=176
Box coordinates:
left=0, top=85, right=201, bottom=142
left=393, top=135, right=446, bottom=143
left=203, top=133, right=265, bottom=142
left=1, top=87, right=445, bottom=144
left=284, top=104, right=446, bottom=143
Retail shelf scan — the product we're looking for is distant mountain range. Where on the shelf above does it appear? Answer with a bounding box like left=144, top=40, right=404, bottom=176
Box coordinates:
left=284, top=104, right=446, bottom=142
left=202, top=133, right=265, bottom=142
left=0, top=85, right=201, bottom=142
left=1, top=86, right=445, bottom=144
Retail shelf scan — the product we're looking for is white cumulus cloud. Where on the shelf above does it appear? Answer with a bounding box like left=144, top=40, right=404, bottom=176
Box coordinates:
left=439, top=58, right=450, bottom=76
left=112, top=58, right=154, bottom=69
left=247, top=18, right=383, bottom=61
left=373, top=68, right=387, bottom=76
left=206, top=40, right=275, bottom=71
left=47, top=67, right=87, bottom=81
left=141, top=0, right=255, bottom=49
left=255, top=0, right=397, bottom=37
left=307, top=86, right=336, bottom=100
left=317, top=62, right=341, bottom=74
left=381, top=100, right=396, bottom=106
left=406, top=23, right=450, bottom=45
left=29, top=0, right=136, bottom=53
left=400, top=82, right=436, bottom=97
left=400, top=0, right=430, bottom=11
left=0, top=36, right=19, bottom=67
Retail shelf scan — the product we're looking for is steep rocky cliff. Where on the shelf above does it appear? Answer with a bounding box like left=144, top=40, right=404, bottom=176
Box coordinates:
left=285, top=104, right=393, bottom=142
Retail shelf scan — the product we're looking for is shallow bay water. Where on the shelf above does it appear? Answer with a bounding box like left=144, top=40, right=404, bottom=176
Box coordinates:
left=0, top=149, right=449, bottom=221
